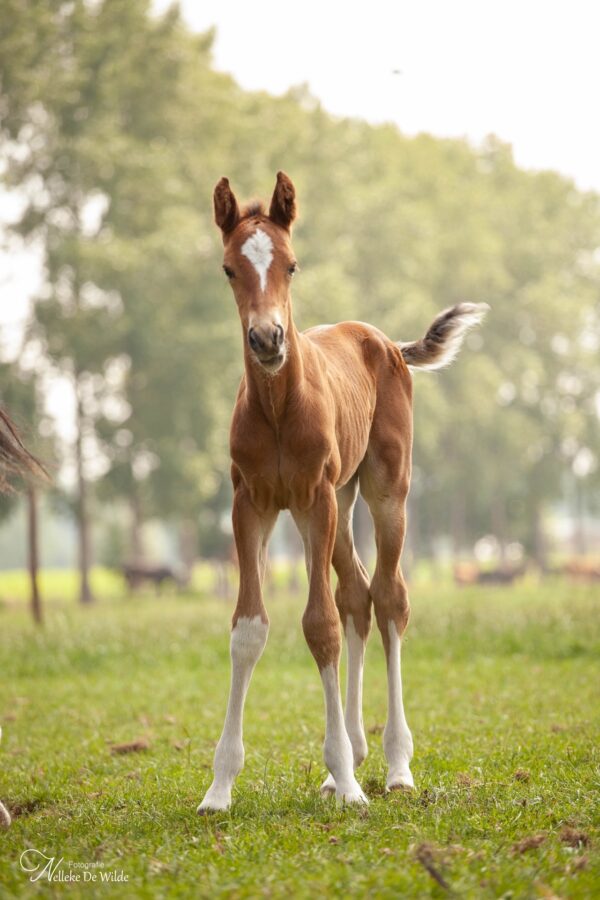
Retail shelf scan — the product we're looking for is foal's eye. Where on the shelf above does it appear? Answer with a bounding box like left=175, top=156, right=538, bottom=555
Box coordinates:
left=287, top=262, right=298, bottom=277
left=223, top=265, right=235, bottom=279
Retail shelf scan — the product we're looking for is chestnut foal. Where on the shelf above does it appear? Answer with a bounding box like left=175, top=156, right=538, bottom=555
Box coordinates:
left=198, top=172, right=487, bottom=812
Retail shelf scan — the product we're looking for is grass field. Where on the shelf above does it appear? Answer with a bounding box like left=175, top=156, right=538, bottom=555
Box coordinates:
left=0, top=578, right=598, bottom=898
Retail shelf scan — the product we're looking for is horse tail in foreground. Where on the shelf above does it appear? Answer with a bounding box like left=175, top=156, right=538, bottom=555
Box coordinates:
left=0, top=728, right=10, bottom=828
left=0, top=409, right=47, bottom=492
left=399, top=302, right=489, bottom=371
left=0, top=413, right=47, bottom=829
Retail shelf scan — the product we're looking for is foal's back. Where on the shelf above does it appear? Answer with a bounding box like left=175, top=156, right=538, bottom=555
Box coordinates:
left=304, top=319, right=411, bottom=387
left=302, top=320, right=413, bottom=470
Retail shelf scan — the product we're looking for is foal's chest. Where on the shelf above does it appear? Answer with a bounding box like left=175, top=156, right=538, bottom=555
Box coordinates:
left=231, top=413, right=337, bottom=513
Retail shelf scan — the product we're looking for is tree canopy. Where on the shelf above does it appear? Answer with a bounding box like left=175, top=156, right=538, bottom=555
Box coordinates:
left=1, top=0, right=598, bottom=572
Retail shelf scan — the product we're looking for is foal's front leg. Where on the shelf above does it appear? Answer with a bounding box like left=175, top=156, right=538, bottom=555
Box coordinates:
left=198, top=486, right=276, bottom=814
left=294, top=482, right=367, bottom=805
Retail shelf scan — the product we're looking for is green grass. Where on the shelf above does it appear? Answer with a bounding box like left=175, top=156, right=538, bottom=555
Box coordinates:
left=0, top=580, right=598, bottom=898
left=0, top=563, right=233, bottom=605
left=0, top=567, right=125, bottom=605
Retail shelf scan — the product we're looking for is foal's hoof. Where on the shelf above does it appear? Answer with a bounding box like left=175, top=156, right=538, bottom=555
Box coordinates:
left=386, top=769, right=415, bottom=792
left=320, top=774, right=336, bottom=797
left=197, top=800, right=230, bottom=815
left=197, top=788, right=231, bottom=814
left=336, top=782, right=369, bottom=806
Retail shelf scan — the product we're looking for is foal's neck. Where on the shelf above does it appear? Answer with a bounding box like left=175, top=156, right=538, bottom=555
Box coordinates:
left=244, top=319, right=304, bottom=431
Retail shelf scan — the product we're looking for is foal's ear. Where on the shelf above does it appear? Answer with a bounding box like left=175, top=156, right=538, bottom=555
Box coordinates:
left=269, top=171, right=297, bottom=231
left=214, top=177, right=240, bottom=235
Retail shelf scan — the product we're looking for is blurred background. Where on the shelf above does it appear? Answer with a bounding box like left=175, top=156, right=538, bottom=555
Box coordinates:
left=1, top=0, right=599, bottom=613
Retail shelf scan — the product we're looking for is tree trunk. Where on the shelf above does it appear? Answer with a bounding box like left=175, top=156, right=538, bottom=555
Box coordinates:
left=27, top=487, right=42, bottom=625
left=179, top=517, right=198, bottom=579
left=130, top=491, right=144, bottom=565
left=406, top=492, right=420, bottom=565
left=288, top=560, right=300, bottom=594
left=353, top=495, right=373, bottom=572
left=283, top=511, right=303, bottom=593
left=491, top=495, right=508, bottom=564
left=532, top=500, right=548, bottom=572
left=75, top=380, right=93, bottom=604
left=573, top=477, right=587, bottom=557
left=450, top=491, right=466, bottom=558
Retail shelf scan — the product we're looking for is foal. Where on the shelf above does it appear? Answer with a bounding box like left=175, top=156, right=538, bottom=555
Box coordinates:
left=198, top=172, right=487, bottom=811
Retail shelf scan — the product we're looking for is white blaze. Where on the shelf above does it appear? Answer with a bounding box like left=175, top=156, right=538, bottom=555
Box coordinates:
left=344, top=614, right=368, bottom=767
left=241, top=229, right=273, bottom=292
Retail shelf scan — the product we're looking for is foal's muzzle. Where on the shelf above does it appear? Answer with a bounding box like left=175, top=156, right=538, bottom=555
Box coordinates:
left=248, top=323, right=285, bottom=371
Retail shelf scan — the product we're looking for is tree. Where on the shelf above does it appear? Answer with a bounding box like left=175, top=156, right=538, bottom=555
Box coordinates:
left=1, top=0, right=189, bottom=599
left=2, top=3, right=599, bottom=578
left=0, top=364, right=46, bottom=622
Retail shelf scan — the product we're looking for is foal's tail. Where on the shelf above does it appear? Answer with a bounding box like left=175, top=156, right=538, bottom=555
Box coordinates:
left=398, top=303, right=489, bottom=371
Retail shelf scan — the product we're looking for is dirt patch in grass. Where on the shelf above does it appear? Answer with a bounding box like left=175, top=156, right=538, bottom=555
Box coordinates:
left=560, top=826, right=590, bottom=848
left=8, top=798, right=46, bottom=818
left=109, top=738, right=150, bottom=755
left=512, top=833, right=546, bottom=854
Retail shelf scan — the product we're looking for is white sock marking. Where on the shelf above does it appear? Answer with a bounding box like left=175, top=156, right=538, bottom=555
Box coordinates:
left=384, top=620, right=414, bottom=789
left=241, top=228, right=273, bottom=292
left=320, top=615, right=368, bottom=795
left=344, top=614, right=368, bottom=767
left=320, top=664, right=367, bottom=804
left=198, top=615, right=268, bottom=812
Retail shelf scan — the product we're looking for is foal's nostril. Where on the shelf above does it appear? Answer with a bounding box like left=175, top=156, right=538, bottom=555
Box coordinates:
left=249, top=324, right=284, bottom=355
left=248, top=327, right=264, bottom=353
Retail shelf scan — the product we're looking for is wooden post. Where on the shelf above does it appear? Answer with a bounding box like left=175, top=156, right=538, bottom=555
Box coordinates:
left=75, top=381, right=93, bottom=604
left=27, top=487, right=42, bottom=625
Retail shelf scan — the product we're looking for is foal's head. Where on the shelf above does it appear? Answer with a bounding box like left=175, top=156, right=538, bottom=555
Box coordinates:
left=214, top=171, right=298, bottom=374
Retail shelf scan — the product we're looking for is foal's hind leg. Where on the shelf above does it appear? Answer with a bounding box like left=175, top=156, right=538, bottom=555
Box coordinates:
left=321, top=477, right=372, bottom=796
left=360, top=455, right=414, bottom=791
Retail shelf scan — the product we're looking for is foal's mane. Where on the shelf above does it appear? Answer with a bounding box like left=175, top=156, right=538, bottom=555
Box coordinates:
left=240, top=200, right=266, bottom=220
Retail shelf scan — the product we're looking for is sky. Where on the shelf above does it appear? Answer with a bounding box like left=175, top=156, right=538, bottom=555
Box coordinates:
left=2, top=0, right=599, bottom=354
left=166, top=0, right=600, bottom=192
